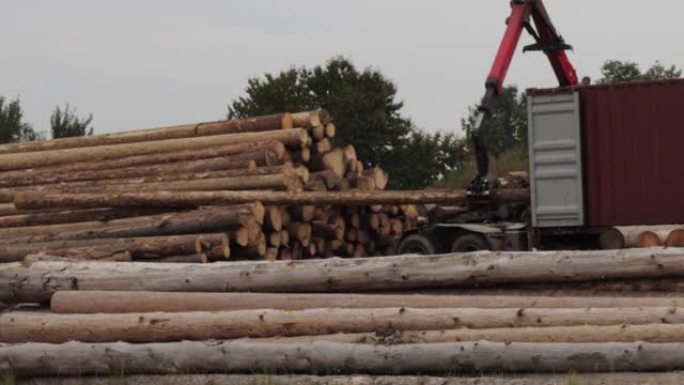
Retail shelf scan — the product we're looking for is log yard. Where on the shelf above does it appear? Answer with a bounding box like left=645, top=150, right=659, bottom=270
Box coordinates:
left=2, top=1, right=684, bottom=384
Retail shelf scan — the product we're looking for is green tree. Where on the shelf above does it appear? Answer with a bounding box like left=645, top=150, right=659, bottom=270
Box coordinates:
left=461, top=86, right=528, bottom=158
left=228, top=57, right=466, bottom=189
left=598, top=60, right=682, bottom=83
left=50, top=104, right=93, bottom=139
left=0, top=96, right=41, bottom=144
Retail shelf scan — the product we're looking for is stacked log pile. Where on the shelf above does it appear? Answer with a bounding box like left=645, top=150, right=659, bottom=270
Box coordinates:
left=5, top=248, right=684, bottom=382
left=0, top=110, right=509, bottom=264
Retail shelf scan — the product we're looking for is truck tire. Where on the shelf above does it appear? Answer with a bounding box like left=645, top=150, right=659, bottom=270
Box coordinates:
left=450, top=233, right=491, bottom=253
left=396, top=234, right=437, bottom=255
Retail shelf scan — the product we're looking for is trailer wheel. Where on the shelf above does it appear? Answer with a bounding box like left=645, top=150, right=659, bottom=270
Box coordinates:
left=450, top=233, right=490, bottom=252
left=396, top=234, right=437, bottom=255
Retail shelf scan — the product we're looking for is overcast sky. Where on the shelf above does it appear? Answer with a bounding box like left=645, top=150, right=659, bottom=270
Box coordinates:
left=1, top=1, right=682, bottom=136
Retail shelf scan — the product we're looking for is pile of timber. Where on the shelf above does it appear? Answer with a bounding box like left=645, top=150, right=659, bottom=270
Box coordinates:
left=5, top=248, right=684, bottom=381
left=0, top=110, right=520, bottom=263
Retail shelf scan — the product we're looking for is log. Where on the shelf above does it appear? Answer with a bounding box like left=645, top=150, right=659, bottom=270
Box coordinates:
left=264, top=247, right=279, bottom=261
left=290, top=109, right=330, bottom=129
left=313, top=138, right=332, bottom=153
left=0, top=203, right=18, bottom=216
left=72, top=163, right=298, bottom=189
left=0, top=113, right=298, bottom=155
left=263, top=206, right=283, bottom=231
left=600, top=225, right=684, bottom=249
left=0, top=147, right=286, bottom=191
left=7, top=306, right=684, bottom=343
left=0, top=129, right=309, bottom=171
left=325, top=122, right=336, bottom=138
left=639, top=230, right=664, bottom=247
left=17, top=373, right=684, bottom=385
left=669, top=229, right=684, bottom=247
left=0, top=207, right=163, bottom=228
left=12, top=173, right=302, bottom=199
left=266, top=232, right=282, bottom=248
left=0, top=234, right=229, bottom=263
left=0, top=141, right=281, bottom=188
left=280, top=229, right=290, bottom=247
left=0, top=204, right=262, bottom=244
left=268, top=323, right=684, bottom=344
left=5, top=248, right=684, bottom=303
left=348, top=175, right=376, bottom=191
left=311, top=170, right=342, bottom=190
left=363, top=166, right=388, bottom=190
left=342, top=144, right=357, bottom=166
left=6, top=340, right=684, bottom=376
left=232, top=232, right=267, bottom=259
left=308, top=149, right=345, bottom=177
left=157, top=254, right=209, bottom=263
left=311, top=221, right=344, bottom=240
left=14, top=189, right=529, bottom=210
left=229, top=227, right=250, bottom=247
left=22, top=252, right=132, bottom=263
left=311, top=125, right=325, bottom=140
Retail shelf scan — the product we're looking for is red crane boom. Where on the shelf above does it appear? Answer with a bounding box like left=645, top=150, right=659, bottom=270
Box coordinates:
left=470, top=0, right=578, bottom=194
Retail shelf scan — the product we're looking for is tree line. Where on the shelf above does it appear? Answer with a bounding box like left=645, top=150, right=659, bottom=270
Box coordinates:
left=3, top=58, right=677, bottom=191
left=0, top=100, right=93, bottom=143
left=229, top=58, right=681, bottom=189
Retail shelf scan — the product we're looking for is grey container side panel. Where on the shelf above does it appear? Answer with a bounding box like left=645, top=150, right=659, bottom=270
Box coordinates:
left=527, top=91, right=585, bottom=228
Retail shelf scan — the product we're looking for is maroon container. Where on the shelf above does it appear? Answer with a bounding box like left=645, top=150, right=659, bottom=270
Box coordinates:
left=580, top=79, right=684, bottom=226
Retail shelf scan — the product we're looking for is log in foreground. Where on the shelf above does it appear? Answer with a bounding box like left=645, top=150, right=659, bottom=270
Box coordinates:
left=261, top=323, right=684, bottom=344
left=20, top=373, right=684, bottom=385
left=4, top=340, right=684, bottom=376
left=3, top=248, right=684, bottom=303
left=49, top=291, right=684, bottom=313
left=4, top=307, right=684, bottom=343
left=14, top=189, right=529, bottom=210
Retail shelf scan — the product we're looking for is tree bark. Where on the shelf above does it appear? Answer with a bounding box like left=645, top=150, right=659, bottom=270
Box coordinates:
left=0, top=208, right=163, bottom=228
left=51, top=173, right=301, bottom=195
left=0, top=142, right=281, bottom=188
left=5, top=340, right=684, bottom=376
left=0, top=204, right=261, bottom=244
left=17, top=373, right=684, bottom=385
left=0, top=113, right=302, bottom=155
left=156, top=254, right=209, bottom=264
left=0, top=148, right=287, bottom=192
left=254, top=323, right=684, bottom=344
left=5, top=306, right=684, bottom=343
left=14, top=189, right=528, bottom=210
left=1, top=234, right=230, bottom=263
left=66, top=291, right=684, bottom=313
left=4, top=248, right=684, bottom=303
left=0, top=128, right=308, bottom=171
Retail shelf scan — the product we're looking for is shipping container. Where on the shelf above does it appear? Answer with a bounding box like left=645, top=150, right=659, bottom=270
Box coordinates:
left=529, top=79, right=684, bottom=227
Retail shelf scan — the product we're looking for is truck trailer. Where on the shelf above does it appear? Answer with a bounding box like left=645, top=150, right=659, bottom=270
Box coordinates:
left=397, top=78, right=684, bottom=254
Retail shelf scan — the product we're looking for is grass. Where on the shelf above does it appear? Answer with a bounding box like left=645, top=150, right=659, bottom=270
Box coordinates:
left=0, top=372, right=15, bottom=385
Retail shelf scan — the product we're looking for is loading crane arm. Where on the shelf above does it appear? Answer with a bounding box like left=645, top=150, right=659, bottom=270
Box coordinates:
left=469, top=0, right=579, bottom=194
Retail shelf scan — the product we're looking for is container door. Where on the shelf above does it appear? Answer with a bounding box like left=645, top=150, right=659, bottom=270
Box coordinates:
left=527, top=91, right=584, bottom=228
